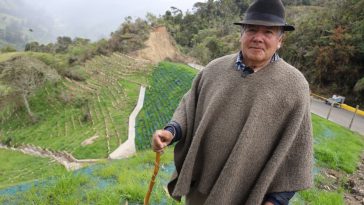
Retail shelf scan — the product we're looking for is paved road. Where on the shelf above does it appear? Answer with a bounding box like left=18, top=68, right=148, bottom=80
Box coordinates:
left=311, top=98, right=364, bottom=136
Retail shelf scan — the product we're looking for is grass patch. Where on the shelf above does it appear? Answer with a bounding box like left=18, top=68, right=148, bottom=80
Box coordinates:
left=0, top=148, right=181, bottom=204
left=291, top=114, right=364, bottom=204
left=295, top=189, right=345, bottom=205
left=0, top=52, right=22, bottom=62
left=0, top=149, right=66, bottom=189
left=312, top=114, right=364, bottom=173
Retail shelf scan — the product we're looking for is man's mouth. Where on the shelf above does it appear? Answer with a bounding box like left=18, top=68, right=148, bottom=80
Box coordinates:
left=250, top=46, right=264, bottom=50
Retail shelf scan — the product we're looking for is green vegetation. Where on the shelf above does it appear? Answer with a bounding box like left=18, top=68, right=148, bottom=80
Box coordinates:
left=0, top=149, right=182, bottom=205
left=0, top=52, right=21, bottom=62
left=0, top=53, right=151, bottom=159
left=0, top=149, right=66, bottom=188
left=280, top=0, right=364, bottom=106
left=312, top=114, right=364, bottom=173
left=0, top=45, right=17, bottom=53
left=2, top=114, right=362, bottom=204
left=25, top=52, right=69, bottom=72
left=294, top=189, right=345, bottom=205
left=135, top=61, right=198, bottom=150
left=291, top=114, right=364, bottom=204
left=22, top=18, right=151, bottom=67
left=0, top=59, right=363, bottom=204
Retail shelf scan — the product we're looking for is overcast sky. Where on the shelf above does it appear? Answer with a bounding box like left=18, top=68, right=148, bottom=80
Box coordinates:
left=22, top=0, right=203, bottom=41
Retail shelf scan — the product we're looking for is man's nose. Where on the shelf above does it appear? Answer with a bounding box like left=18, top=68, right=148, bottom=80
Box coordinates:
left=252, top=31, right=264, bottom=42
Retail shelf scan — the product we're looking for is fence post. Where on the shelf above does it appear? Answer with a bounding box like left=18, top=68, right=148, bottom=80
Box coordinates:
left=349, top=105, right=359, bottom=129
left=327, top=102, right=334, bottom=119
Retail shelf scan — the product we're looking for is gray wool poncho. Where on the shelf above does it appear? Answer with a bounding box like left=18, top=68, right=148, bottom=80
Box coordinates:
left=167, top=53, right=313, bottom=204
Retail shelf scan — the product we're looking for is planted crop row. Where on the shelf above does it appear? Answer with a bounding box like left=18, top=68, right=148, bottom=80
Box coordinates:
left=135, top=61, right=197, bottom=150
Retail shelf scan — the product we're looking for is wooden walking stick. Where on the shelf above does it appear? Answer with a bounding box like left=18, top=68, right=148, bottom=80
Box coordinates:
left=144, top=152, right=161, bottom=205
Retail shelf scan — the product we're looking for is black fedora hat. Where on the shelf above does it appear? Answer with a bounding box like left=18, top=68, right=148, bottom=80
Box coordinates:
left=234, top=0, right=295, bottom=31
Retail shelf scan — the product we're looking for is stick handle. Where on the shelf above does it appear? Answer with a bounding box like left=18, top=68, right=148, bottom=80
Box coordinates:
left=144, top=152, right=161, bottom=205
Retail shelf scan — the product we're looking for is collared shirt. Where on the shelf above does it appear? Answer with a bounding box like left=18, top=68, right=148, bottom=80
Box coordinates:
left=235, top=51, right=280, bottom=77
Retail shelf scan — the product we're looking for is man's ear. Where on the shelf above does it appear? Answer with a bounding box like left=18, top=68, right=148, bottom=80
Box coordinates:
left=277, top=36, right=283, bottom=49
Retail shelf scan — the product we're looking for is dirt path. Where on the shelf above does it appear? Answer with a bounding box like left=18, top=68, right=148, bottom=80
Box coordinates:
left=345, top=153, right=364, bottom=204
left=188, top=63, right=204, bottom=71
left=0, top=143, right=101, bottom=171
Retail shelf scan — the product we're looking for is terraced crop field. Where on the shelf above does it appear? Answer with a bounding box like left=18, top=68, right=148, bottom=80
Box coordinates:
left=135, top=61, right=198, bottom=150
left=0, top=53, right=151, bottom=159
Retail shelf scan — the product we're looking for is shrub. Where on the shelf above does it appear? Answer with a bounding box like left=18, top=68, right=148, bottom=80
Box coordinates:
left=62, top=66, right=89, bottom=82
left=0, top=45, right=17, bottom=53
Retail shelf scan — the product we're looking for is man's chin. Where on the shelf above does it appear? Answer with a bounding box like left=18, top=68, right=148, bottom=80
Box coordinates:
left=246, top=55, right=265, bottom=63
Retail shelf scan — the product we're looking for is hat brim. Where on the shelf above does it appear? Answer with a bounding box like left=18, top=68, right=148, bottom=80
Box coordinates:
left=234, top=20, right=295, bottom=31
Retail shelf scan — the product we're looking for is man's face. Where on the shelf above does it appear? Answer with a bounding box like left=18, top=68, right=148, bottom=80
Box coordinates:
left=240, top=25, right=283, bottom=66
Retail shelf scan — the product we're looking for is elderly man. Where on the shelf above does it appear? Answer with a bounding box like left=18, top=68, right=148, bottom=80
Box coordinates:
left=152, top=0, right=313, bottom=204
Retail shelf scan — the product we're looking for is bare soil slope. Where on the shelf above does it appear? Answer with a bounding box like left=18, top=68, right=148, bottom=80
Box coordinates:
left=131, top=26, right=194, bottom=64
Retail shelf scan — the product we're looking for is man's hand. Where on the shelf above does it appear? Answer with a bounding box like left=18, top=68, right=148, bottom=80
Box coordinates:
left=152, top=130, right=173, bottom=153
left=263, top=201, right=274, bottom=205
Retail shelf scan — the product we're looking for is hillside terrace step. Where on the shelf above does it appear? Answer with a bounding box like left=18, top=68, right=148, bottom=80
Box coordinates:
left=0, top=143, right=103, bottom=171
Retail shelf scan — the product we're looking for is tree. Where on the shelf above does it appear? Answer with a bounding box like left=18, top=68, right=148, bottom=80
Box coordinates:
left=55, top=36, right=72, bottom=53
left=0, top=56, right=60, bottom=122
left=108, top=17, right=150, bottom=53
left=24, top=41, right=40, bottom=52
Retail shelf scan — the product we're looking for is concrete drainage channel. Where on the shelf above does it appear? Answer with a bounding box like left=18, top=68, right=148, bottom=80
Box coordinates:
left=108, top=86, right=146, bottom=159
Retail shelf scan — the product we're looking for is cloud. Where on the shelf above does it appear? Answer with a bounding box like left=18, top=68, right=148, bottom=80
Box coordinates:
left=22, top=0, right=201, bottom=41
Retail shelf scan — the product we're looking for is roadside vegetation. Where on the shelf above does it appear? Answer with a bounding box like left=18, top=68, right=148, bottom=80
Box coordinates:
left=292, top=114, right=364, bottom=204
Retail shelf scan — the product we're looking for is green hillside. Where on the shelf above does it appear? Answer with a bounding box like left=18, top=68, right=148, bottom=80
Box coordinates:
left=0, top=53, right=151, bottom=159
left=1, top=61, right=363, bottom=204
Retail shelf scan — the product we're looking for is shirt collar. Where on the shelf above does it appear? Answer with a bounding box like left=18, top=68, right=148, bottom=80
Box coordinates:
left=235, top=51, right=280, bottom=73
